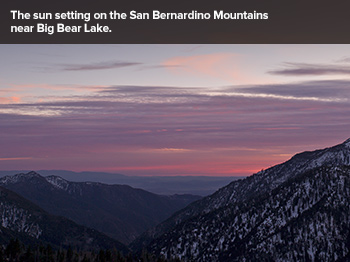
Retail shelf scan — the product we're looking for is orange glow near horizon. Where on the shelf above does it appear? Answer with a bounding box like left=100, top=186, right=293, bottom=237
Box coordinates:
left=79, top=153, right=292, bottom=177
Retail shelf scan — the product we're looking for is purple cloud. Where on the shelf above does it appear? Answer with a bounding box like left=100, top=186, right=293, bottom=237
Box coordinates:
left=1, top=81, right=350, bottom=175
left=268, top=62, right=350, bottom=76
left=59, top=61, right=142, bottom=71
left=138, top=64, right=183, bottom=71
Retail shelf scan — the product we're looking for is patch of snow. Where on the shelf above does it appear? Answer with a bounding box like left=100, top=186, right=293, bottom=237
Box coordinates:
left=45, top=176, right=69, bottom=191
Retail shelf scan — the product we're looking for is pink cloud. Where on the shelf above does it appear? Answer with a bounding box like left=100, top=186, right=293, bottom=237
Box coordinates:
left=162, top=53, right=249, bottom=83
left=0, top=96, right=21, bottom=104
left=11, top=96, right=21, bottom=103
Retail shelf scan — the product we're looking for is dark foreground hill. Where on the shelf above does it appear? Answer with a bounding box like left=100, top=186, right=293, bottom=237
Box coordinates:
left=0, top=172, right=201, bottom=244
left=132, top=138, right=350, bottom=261
left=0, top=185, right=129, bottom=253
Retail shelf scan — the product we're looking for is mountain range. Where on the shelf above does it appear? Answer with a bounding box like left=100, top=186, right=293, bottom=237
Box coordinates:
left=0, top=170, right=240, bottom=196
left=0, top=172, right=201, bottom=244
left=1, top=138, right=350, bottom=261
left=132, top=138, right=350, bottom=261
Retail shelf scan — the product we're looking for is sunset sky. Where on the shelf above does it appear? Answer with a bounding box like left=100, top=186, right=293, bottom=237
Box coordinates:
left=1, top=45, right=350, bottom=176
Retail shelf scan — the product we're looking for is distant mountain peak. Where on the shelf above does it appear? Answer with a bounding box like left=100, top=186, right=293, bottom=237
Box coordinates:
left=20, top=171, right=42, bottom=178
left=0, top=171, right=43, bottom=185
left=27, top=170, right=40, bottom=175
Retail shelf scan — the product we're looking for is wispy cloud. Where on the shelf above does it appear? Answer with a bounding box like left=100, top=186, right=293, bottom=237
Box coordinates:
left=269, top=62, right=350, bottom=76
left=153, top=148, right=193, bottom=153
left=60, top=61, right=142, bottom=71
left=3, top=79, right=350, bottom=118
left=138, top=64, right=182, bottom=71
left=0, top=157, right=32, bottom=161
left=182, top=45, right=202, bottom=52
left=1, top=80, right=350, bottom=175
left=229, top=80, right=350, bottom=102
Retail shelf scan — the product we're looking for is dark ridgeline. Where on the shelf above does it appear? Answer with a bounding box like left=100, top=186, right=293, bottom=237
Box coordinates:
left=132, top=138, right=350, bottom=261
left=0, top=172, right=201, bottom=244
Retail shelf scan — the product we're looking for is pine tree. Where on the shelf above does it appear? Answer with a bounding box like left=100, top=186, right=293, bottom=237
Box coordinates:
left=5, top=238, right=21, bottom=260
left=98, top=249, right=106, bottom=262
left=66, top=246, right=74, bottom=262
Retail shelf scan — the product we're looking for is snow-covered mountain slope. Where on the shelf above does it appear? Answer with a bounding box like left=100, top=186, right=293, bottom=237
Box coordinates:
left=133, top=138, right=350, bottom=261
left=0, top=171, right=43, bottom=185
left=204, top=138, right=350, bottom=212
left=0, top=172, right=201, bottom=244
left=0, top=198, right=42, bottom=239
left=0, top=186, right=128, bottom=252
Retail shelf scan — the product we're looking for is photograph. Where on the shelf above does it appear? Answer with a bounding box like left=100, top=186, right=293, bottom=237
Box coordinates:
left=0, top=44, right=350, bottom=261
